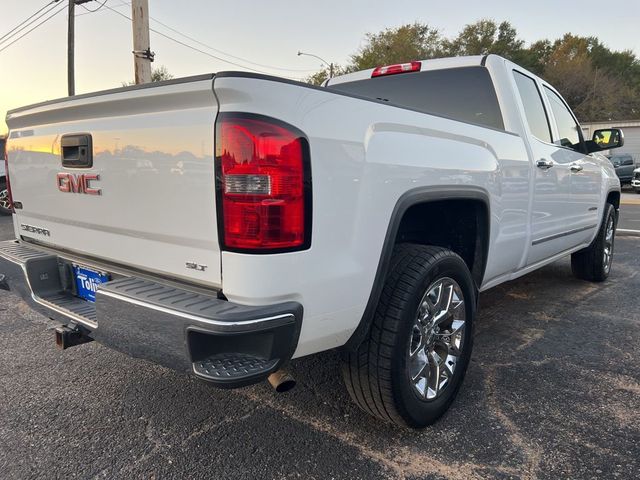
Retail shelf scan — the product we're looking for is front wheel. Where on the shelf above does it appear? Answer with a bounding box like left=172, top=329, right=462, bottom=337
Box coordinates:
left=0, top=179, right=11, bottom=215
left=341, top=244, right=476, bottom=428
left=571, top=203, right=616, bottom=282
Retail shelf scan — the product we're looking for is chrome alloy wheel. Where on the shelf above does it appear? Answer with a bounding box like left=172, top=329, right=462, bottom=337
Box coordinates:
left=0, top=188, right=10, bottom=211
left=603, top=215, right=614, bottom=273
left=408, top=277, right=466, bottom=401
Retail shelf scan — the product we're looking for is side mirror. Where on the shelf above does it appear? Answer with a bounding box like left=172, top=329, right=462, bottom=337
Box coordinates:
left=587, top=128, right=624, bottom=153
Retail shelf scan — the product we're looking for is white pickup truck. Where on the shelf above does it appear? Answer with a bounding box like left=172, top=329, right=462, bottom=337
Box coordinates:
left=1, top=55, right=623, bottom=428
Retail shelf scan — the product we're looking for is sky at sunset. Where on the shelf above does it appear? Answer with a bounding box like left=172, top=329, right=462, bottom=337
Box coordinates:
left=2, top=0, right=640, bottom=134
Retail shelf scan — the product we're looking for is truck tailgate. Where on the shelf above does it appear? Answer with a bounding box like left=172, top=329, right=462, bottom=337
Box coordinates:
left=5, top=75, right=221, bottom=287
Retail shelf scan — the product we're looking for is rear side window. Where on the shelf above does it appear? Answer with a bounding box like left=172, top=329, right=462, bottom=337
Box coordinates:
left=329, top=66, right=504, bottom=130
left=512, top=71, right=552, bottom=143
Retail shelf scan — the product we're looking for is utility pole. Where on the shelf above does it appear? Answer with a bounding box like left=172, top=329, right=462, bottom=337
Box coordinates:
left=131, top=0, right=153, bottom=84
left=67, top=0, right=92, bottom=96
left=67, top=0, right=75, bottom=96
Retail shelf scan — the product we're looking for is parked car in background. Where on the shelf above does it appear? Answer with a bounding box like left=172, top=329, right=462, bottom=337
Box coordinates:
left=0, top=136, right=10, bottom=215
left=608, top=153, right=635, bottom=185
left=632, top=167, right=640, bottom=193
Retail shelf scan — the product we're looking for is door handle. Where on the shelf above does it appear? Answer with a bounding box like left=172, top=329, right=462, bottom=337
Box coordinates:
left=536, top=158, right=555, bottom=170
left=570, top=163, right=584, bottom=173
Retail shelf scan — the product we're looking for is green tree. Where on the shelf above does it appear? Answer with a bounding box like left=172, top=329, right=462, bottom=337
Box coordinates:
left=519, top=39, right=553, bottom=75
left=442, top=19, right=498, bottom=56
left=442, top=20, right=527, bottom=61
left=349, top=23, right=443, bottom=71
left=306, top=65, right=348, bottom=86
left=305, top=23, right=443, bottom=84
left=587, top=38, right=640, bottom=91
left=122, top=65, right=174, bottom=86
left=304, top=20, right=640, bottom=121
left=307, top=20, right=530, bottom=81
left=543, top=35, right=637, bottom=121
left=150, top=65, right=174, bottom=82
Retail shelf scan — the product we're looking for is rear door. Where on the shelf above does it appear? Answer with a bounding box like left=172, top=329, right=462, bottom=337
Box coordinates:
left=511, top=69, right=578, bottom=265
left=5, top=76, right=222, bottom=287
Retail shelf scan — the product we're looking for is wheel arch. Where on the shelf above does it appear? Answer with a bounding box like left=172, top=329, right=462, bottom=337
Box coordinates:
left=344, top=186, right=491, bottom=351
left=606, top=189, right=620, bottom=210
left=605, top=189, right=621, bottom=227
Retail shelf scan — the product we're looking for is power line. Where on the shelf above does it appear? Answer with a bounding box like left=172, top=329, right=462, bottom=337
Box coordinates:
left=79, top=0, right=109, bottom=13
left=110, top=1, right=314, bottom=75
left=77, top=0, right=126, bottom=16
left=0, top=1, right=68, bottom=54
left=0, top=0, right=60, bottom=45
left=0, top=0, right=58, bottom=43
left=102, top=3, right=303, bottom=79
left=145, top=10, right=316, bottom=73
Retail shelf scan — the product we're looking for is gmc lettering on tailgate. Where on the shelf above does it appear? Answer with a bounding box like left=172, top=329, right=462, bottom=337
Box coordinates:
left=57, top=173, right=101, bottom=195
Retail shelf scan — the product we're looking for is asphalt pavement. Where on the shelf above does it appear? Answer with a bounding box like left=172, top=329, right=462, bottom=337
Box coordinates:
left=0, top=214, right=638, bottom=480
left=619, top=194, right=640, bottom=230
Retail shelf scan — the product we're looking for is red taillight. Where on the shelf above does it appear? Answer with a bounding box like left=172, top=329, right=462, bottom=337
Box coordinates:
left=3, top=140, right=13, bottom=213
left=215, top=114, right=310, bottom=252
left=371, top=61, right=422, bottom=78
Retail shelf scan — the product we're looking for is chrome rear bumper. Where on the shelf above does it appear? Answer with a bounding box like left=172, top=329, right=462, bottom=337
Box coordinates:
left=0, top=240, right=302, bottom=388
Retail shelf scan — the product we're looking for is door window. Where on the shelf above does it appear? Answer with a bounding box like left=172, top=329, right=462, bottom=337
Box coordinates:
left=543, top=86, right=583, bottom=152
left=512, top=71, right=552, bottom=143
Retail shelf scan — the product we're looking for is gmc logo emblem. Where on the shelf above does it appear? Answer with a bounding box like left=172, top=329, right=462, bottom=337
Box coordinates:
left=57, top=173, right=101, bottom=195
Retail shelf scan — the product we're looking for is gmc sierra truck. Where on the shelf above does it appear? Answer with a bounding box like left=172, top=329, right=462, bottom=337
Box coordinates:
left=1, top=55, right=623, bottom=428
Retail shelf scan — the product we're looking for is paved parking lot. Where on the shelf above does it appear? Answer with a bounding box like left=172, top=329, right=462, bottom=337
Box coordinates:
left=616, top=191, right=640, bottom=231
left=0, top=214, right=638, bottom=480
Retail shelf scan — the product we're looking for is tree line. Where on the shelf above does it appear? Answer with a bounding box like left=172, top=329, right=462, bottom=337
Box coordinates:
left=307, top=20, right=640, bottom=122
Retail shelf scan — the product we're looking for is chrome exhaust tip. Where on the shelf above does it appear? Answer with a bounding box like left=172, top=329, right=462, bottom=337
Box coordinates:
left=268, top=369, right=296, bottom=393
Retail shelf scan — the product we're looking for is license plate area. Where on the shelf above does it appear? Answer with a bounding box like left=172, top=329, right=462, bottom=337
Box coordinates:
left=73, top=265, right=110, bottom=302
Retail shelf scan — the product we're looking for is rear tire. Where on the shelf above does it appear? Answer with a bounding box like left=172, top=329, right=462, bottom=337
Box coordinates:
left=341, top=244, right=476, bottom=428
left=571, top=203, right=616, bottom=282
left=0, top=179, right=11, bottom=215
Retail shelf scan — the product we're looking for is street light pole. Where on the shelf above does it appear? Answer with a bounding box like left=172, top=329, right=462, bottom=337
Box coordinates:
left=297, top=51, right=334, bottom=78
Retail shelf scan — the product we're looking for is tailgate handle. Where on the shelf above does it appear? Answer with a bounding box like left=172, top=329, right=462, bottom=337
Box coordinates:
left=61, top=134, right=93, bottom=168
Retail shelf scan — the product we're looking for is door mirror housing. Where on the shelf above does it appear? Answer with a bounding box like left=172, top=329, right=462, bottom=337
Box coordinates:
left=586, top=128, right=624, bottom=153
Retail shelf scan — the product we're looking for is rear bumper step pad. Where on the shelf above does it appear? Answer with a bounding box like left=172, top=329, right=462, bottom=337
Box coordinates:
left=0, top=240, right=302, bottom=387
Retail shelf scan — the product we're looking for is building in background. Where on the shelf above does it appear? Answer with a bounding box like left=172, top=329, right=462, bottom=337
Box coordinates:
left=582, top=120, right=640, bottom=165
